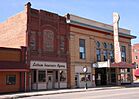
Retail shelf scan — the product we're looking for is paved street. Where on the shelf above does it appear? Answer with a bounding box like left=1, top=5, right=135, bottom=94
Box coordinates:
left=19, top=87, right=139, bottom=99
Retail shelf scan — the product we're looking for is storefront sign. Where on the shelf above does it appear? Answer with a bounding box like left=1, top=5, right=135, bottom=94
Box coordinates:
left=30, top=61, right=67, bottom=69
left=92, top=60, right=110, bottom=68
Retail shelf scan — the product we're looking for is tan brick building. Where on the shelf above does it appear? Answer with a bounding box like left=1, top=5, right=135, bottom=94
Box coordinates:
left=66, top=14, right=136, bottom=88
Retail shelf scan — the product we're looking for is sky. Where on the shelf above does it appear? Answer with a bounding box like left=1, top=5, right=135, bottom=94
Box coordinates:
left=0, top=0, right=138, bottom=44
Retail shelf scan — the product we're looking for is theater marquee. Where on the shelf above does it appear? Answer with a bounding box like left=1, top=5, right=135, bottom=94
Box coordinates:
left=30, top=61, right=67, bottom=69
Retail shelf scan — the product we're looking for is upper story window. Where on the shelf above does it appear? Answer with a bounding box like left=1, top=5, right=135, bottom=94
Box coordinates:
left=30, top=31, right=36, bottom=51
left=96, top=49, right=101, bottom=62
left=109, top=50, right=114, bottom=62
left=110, top=44, right=114, bottom=49
left=60, top=36, right=65, bottom=53
left=109, top=44, right=114, bottom=62
left=121, top=46, right=126, bottom=62
left=134, top=49, right=139, bottom=53
left=43, top=30, right=54, bottom=52
left=135, top=56, right=138, bottom=60
left=103, top=42, right=107, bottom=49
left=96, top=41, right=100, bottom=48
left=103, top=50, right=108, bottom=61
left=79, top=39, right=85, bottom=59
left=136, top=64, right=139, bottom=68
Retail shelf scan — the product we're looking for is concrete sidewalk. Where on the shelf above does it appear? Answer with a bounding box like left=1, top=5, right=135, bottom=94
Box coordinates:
left=0, top=86, right=125, bottom=99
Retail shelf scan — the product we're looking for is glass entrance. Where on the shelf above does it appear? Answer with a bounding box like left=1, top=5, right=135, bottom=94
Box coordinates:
left=47, top=74, right=53, bottom=89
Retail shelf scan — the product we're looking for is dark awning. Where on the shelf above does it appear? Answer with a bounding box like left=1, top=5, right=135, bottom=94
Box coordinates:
left=111, top=62, right=134, bottom=68
left=0, top=69, right=29, bottom=72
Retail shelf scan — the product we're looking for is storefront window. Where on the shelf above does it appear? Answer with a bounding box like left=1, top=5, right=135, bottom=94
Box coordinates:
left=6, top=75, right=16, bottom=85
left=38, top=70, right=46, bottom=82
left=60, top=70, right=66, bottom=82
left=80, top=74, right=91, bottom=81
left=120, top=68, right=131, bottom=83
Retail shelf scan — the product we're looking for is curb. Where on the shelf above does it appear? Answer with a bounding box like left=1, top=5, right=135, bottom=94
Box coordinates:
left=0, top=87, right=125, bottom=99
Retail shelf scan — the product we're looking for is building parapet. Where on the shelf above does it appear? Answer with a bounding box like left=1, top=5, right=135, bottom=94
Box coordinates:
left=66, top=14, right=136, bottom=39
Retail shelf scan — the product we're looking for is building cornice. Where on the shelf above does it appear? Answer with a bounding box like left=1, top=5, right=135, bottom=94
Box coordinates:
left=69, top=20, right=136, bottom=39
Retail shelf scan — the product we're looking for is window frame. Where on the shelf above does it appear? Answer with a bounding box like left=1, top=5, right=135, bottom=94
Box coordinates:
left=103, top=50, right=108, bottom=61
left=121, top=46, right=126, bottom=62
left=38, top=70, right=46, bottom=83
left=135, top=56, right=138, bottom=60
left=79, top=39, right=86, bottom=59
left=6, top=75, right=16, bottom=85
left=96, top=49, right=101, bottom=62
left=43, top=30, right=54, bottom=52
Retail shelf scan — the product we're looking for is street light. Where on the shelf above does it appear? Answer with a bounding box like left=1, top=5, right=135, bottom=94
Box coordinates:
left=83, top=66, right=88, bottom=89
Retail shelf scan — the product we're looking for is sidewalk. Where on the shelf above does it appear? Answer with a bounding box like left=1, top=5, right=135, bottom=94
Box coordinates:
left=0, top=86, right=125, bottom=99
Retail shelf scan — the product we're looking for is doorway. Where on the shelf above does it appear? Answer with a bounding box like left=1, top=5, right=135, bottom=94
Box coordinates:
left=47, top=74, right=53, bottom=89
left=95, top=68, right=107, bottom=86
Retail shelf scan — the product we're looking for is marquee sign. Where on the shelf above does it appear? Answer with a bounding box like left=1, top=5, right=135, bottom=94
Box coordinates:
left=30, top=61, right=67, bottom=69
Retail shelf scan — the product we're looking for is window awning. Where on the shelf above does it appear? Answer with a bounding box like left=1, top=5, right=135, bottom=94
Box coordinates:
left=0, top=69, right=29, bottom=72
left=135, top=69, right=139, bottom=77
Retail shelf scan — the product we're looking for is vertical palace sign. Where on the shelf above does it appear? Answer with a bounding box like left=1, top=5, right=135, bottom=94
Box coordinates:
left=113, top=12, right=121, bottom=63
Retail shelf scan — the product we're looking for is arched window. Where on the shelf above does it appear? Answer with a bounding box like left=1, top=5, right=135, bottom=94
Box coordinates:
left=96, top=41, right=100, bottom=48
left=43, top=30, right=54, bottom=52
left=103, top=42, right=107, bottom=49
left=30, top=31, right=36, bottom=51
left=110, top=44, right=114, bottom=49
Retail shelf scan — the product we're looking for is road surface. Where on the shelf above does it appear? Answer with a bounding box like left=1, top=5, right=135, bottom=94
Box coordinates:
left=19, top=87, right=139, bottom=99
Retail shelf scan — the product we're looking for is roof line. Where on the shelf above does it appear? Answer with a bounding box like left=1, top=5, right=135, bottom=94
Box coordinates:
left=69, top=20, right=136, bottom=39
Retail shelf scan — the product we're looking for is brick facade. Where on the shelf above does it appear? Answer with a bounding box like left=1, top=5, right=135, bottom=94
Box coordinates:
left=0, top=2, right=69, bottom=91
left=0, top=10, right=27, bottom=48
left=0, top=47, right=29, bottom=93
left=132, top=43, right=139, bottom=81
left=66, top=14, right=135, bottom=88
left=27, top=4, right=69, bottom=63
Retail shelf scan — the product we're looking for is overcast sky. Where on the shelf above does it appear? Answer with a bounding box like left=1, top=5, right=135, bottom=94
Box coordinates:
left=0, top=0, right=138, bottom=44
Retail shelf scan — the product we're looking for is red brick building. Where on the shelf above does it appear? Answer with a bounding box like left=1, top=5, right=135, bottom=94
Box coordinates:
left=0, top=47, right=29, bottom=93
left=0, top=2, right=69, bottom=91
left=132, top=43, right=139, bottom=81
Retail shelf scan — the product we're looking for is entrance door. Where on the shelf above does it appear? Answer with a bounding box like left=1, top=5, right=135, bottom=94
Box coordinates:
left=47, top=75, right=53, bottom=89
left=95, top=68, right=107, bottom=86
left=75, top=74, right=79, bottom=88
left=110, top=68, right=116, bottom=85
